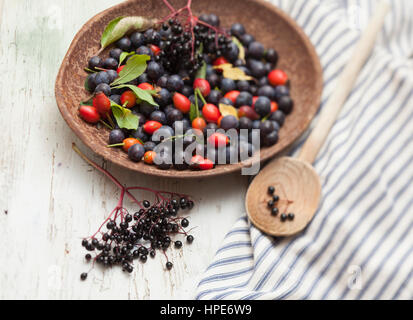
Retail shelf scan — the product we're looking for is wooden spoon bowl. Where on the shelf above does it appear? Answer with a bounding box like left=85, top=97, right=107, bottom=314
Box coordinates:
left=55, top=0, right=322, bottom=178
left=246, top=157, right=321, bottom=237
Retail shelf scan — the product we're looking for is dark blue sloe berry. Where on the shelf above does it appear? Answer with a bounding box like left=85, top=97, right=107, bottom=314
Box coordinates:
left=237, top=80, right=250, bottom=92
left=94, top=83, right=111, bottom=96
left=220, top=115, right=239, bottom=130
left=103, top=58, right=118, bottom=70
left=207, top=90, right=223, bottom=105
left=88, top=56, right=103, bottom=70
left=255, top=97, right=272, bottom=117
left=278, top=96, right=294, bottom=114
left=266, top=48, right=279, bottom=64
left=248, top=42, right=265, bottom=60
left=136, top=46, right=153, bottom=57
left=128, top=144, right=145, bottom=162
left=109, top=129, right=125, bottom=145
left=116, top=37, right=131, bottom=52
left=264, top=131, right=279, bottom=147
left=109, top=48, right=123, bottom=61
left=236, top=92, right=253, bottom=108
left=231, top=23, right=246, bottom=37
left=130, top=32, right=145, bottom=49
left=239, top=117, right=252, bottom=130
left=167, top=75, right=184, bottom=92
left=95, top=71, right=111, bottom=85
left=257, top=85, right=276, bottom=101
left=87, top=73, right=97, bottom=92
left=220, top=78, right=236, bottom=93
left=274, top=86, right=290, bottom=101
left=147, top=61, right=164, bottom=81
left=219, top=97, right=234, bottom=106
left=155, top=88, right=171, bottom=107
left=248, top=59, right=266, bottom=79
left=241, top=34, right=255, bottom=47
left=270, top=110, right=286, bottom=126
left=150, top=110, right=167, bottom=124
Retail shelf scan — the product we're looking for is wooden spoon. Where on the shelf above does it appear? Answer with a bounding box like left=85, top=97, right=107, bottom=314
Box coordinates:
left=246, top=1, right=390, bottom=237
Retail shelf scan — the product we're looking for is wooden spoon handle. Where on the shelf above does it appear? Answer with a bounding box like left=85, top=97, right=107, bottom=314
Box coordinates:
left=298, top=1, right=390, bottom=164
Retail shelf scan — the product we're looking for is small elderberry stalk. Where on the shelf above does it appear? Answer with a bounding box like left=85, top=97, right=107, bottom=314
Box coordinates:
left=73, top=144, right=196, bottom=280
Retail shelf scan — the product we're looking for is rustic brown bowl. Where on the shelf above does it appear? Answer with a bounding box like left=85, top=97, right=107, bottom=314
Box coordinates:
left=55, top=0, right=322, bottom=179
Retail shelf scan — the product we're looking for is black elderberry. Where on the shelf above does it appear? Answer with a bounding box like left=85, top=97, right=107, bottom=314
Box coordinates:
left=187, top=235, right=194, bottom=244
left=175, top=241, right=183, bottom=249
left=271, top=208, right=279, bottom=216
left=281, top=214, right=288, bottom=222
left=288, top=213, right=295, bottom=221
left=80, top=273, right=88, bottom=281
left=268, top=186, right=275, bottom=195
left=181, top=219, right=189, bottom=228
left=166, top=262, right=173, bottom=270
left=143, top=200, right=151, bottom=208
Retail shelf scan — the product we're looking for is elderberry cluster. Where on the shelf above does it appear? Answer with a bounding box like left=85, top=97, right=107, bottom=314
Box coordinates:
left=80, top=197, right=195, bottom=280
left=156, top=18, right=232, bottom=76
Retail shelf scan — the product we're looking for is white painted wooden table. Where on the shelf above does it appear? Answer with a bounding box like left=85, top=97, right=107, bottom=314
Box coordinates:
left=0, top=0, right=248, bottom=300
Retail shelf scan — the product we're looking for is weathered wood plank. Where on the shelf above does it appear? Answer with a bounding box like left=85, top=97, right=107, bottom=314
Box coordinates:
left=0, top=0, right=248, bottom=299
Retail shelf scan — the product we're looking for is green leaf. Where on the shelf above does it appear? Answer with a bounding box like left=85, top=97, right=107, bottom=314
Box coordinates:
left=189, top=104, right=198, bottom=122
left=100, top=16, right=158, bottom=50
left=189, top=93, right=201, bottom=122
left=80, top=97, right=94, bottom=106
left=195, top=61, right=207, bottom=80
left=232, top=36, right=246, bottom=63
left=101, top=17, right=124, bottom=48
left=113, top=84, right=159, bottom=107
left=213, top=64, right=253, bottom=81
left=111, top=54, right=150, bottom=86
left=118, top=51, right=135, bottom=67
left=194, top=43, right=206, bottom=79
left=110, top=102, right=140, bottom=130
left=84, top=77, right=91, bottom=92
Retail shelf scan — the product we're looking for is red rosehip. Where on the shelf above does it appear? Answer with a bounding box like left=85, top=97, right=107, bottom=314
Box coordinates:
left=138, top=83, right=155, bottom=91
left=143, top=121, right=162, bottom=135
left=190, top=155, right=205, bottom=170
left=252, top=96, right=259, bottom=108
left=268, top=69, right=288, bottom=86
left=208, top=132, right=229, bottom=148
left=271, top=101, right=279, bottom=113
left=120, top=90, right=137, bottom=108
left=202, top=104, right=221, bottom=123
left=192, top=117, right=207, bottom=131
left=193, top=78, right=211, bottom=97
left=79, top=105, right=100, bottom=124
left=123, top=138, right=141, bottom=153
left=149, top=44, right=161, bottom=56
left=224, top=91, right=241, bottom=104
left=117, top=65, right=125, bottom=74
left=173, top=93, right=191, bottom=114
left=199, top=158, right=214, bottom=171
left=213, top=57, right=229, bottom=66
left=93, top=92, right=111, bottom=116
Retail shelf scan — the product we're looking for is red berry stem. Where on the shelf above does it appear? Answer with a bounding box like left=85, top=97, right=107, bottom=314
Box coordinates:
left=159, top=0, right=229, bottom=60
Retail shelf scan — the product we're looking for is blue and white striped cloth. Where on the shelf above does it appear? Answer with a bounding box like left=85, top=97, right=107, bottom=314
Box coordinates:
left=196, top=0, right=413, bottom=300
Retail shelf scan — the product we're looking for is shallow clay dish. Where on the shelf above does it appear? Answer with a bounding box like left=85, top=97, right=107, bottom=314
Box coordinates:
left=55, top=0, right=322, bottom=179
